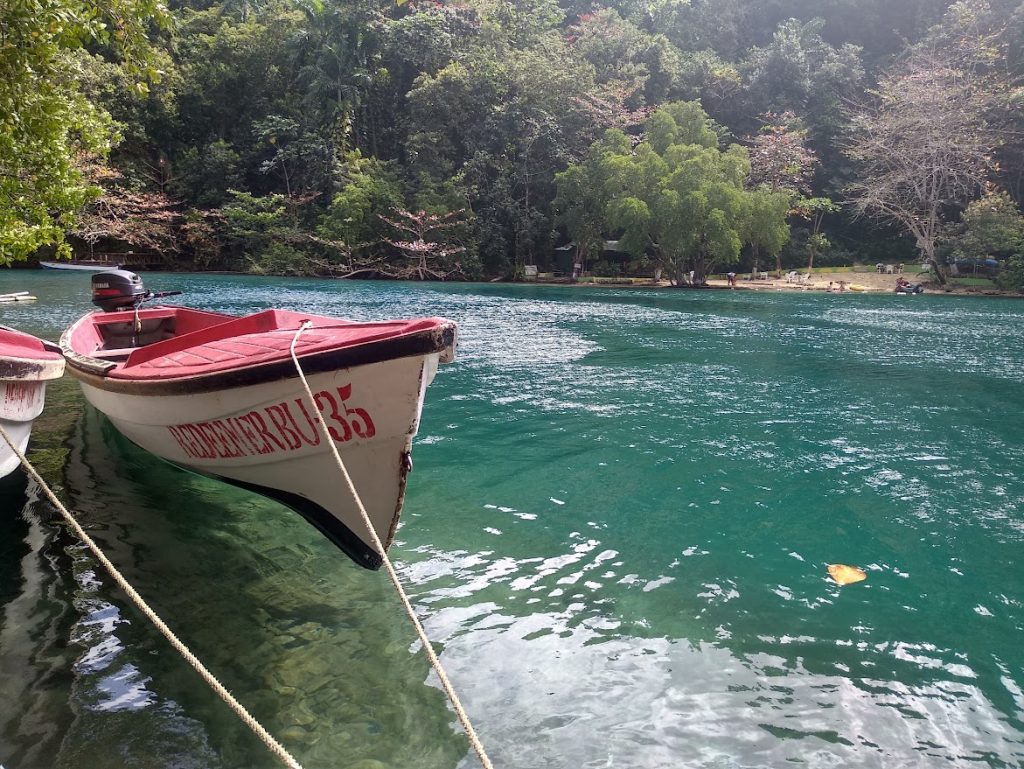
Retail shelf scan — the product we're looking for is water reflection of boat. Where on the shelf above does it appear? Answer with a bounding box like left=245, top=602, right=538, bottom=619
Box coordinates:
left=0, top=475, right=79, bottom=767
left=55, top=385, right=464, bottom=767
left=0, top=327, right=66, bottom=478
left=60, top=269, right=456, bottom=569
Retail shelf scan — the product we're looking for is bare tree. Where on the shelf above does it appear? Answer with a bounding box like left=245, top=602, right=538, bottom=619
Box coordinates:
left=69, top=161, right=182, bottom=262
left=379, top=208, right=467, bottom=280
left=746, top=111, right=821, bottom=276
left=844, top=38, right=1011, bottom=284
left=747, top=111, right=818, bottom=197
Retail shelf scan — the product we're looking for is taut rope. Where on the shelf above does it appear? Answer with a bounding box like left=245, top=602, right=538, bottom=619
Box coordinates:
left=288, top=321, right=495, bottom=769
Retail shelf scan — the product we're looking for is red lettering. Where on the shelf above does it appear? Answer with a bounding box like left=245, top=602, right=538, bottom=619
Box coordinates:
left=205, top=420, right=244, bottom=458
left=245, top=410, right=287, bottom=452
left=195, top=422, right=231, bottom=459
left=314, top=390, right=352, bottom=442
left=183, top=424, right=217, bottom=459
left=234, top=414, right=271, bottom=454
left=167, top=383, right=378, bottom=462
left=211, top=419, right=249, bottom=457
left=3, top=382, right=34, bottom=406
left=266, top=404, right=302, bottom=450
left=336, top=384, right=376, bottom=439
left=180, top=425, right=209, bottom=459
left=230, top=415, right=266, bottom=455
left=168, top=426, right=196, bottom=458
left=287, top=399, right=321, bottom=446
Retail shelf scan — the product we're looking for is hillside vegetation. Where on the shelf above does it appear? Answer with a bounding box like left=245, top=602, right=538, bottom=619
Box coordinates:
left=3, top=0, right=1024, bottom=288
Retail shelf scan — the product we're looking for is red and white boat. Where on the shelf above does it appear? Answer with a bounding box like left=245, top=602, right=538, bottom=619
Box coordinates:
left=60, top=270, right=456, bottom=569
left=0, top=327, right=66, bottom=478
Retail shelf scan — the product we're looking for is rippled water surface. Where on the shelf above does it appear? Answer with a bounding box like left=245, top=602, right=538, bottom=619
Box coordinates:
left=1, top=271, right=1023, bottom=768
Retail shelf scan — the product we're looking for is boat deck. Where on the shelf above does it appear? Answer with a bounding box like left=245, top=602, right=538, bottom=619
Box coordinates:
left=105, top=310, right=446, bottom=380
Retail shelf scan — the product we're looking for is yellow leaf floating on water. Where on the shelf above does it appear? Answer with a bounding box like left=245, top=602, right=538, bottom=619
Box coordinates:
left=828, top=564, right=867, bottom=585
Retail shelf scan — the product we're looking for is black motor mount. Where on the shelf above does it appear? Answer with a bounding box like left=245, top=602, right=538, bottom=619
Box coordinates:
left=91, top=270, right=146, bottom=312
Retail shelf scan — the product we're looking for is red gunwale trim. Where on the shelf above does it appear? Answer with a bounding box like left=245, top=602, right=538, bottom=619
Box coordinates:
left=62, top=307, right=456, bottom=396
left=0, top=329, right=65, bottom=381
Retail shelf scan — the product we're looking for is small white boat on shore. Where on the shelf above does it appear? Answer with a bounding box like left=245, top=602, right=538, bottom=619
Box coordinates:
left=40, top=260, right=119, bottom=272
left=61, top=270, right=456, bottom=569
left=0, top=328, right=66, bottom=478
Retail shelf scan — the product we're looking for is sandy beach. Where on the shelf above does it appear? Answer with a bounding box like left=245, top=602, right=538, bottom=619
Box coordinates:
left=705, top=269, right=1012, bottom=296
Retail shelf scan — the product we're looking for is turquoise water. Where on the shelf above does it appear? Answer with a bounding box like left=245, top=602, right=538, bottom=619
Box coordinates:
left=1, top=271, right=1023, bottom=768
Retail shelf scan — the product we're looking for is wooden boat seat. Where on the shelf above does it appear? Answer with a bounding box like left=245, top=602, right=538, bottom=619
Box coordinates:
left=91, top=308, right=179, bottom=326
left=92, top=348, right=136, bottom=361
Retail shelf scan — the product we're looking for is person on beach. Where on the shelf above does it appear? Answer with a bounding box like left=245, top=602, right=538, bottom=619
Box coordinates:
left=727, top=272, right=736, bottom=288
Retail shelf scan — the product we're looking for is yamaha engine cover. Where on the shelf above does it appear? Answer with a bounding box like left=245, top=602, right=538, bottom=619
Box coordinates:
left=92, top=270, right=146, bottom=312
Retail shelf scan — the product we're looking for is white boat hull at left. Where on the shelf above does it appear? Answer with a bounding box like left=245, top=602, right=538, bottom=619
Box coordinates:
left=0, top=330, right=66, bottom=478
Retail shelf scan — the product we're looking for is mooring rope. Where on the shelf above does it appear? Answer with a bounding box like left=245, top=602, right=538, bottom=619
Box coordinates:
left=288, top=321, right=495, bottom=769
left=0, top=424, right=305, bottom=769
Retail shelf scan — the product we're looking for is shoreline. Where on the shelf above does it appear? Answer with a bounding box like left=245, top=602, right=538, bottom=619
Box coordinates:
left=20, top=262, right=1020, bottom=297
left=532, top=270, right=1022, bottom=298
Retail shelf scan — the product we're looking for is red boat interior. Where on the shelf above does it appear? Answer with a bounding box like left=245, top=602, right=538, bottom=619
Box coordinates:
left=71, top=307, right=448, bottom=380
left=75, top=306, right=233, bottom=358
left=0, top=329, right=63, bottom=361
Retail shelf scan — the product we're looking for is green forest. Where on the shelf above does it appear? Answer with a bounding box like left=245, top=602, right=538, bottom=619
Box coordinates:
left=3, top=0, right=1024, bottom=287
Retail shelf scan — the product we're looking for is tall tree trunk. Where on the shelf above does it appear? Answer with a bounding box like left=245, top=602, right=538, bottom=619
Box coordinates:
left=927, top=256, right=947, bottom=285
left=918, top=236, right=947, bottom=286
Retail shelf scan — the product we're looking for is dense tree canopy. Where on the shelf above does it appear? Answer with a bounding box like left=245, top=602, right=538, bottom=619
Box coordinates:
left=0, top=0, right=167, bottom=262
left=2, top=0, right=1023, bottom=283
left=556, top=102, right=769, bottom=285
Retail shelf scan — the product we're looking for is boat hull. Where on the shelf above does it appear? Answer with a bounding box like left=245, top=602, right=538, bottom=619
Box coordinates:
left=0, top=390, right=44, bottom=477
left=0, top=331, right=65, bottom=478
left=74, top=347, right=441, bottom=569
left=40, top=261, right=118, bottom=271
left=61, top=305, right=454, bottom=568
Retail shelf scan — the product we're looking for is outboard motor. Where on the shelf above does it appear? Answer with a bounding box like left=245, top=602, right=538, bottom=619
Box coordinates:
left=92, top=270, right=146, bottom=312
left=91, top=269, right=183, bottom=312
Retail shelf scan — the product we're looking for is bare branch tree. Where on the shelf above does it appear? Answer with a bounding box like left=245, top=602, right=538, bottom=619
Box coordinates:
left=69, top=159, right=183, bottom=261
left=746, top=111, right=818, bottom=197
left=746, top=111, right=822, bottom=275
left=843, top=38, right=1012, bottom=284
left=379, top=208, right=467, bottom=280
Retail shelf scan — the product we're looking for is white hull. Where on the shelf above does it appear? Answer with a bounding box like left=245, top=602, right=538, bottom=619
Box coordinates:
left=77, top=354, right=439, bottom=567
left=39, top=261, right=116, bottom=272
left=0, top=418, right=35, bottom=478
left=0, top=380, right=50, bottom=478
